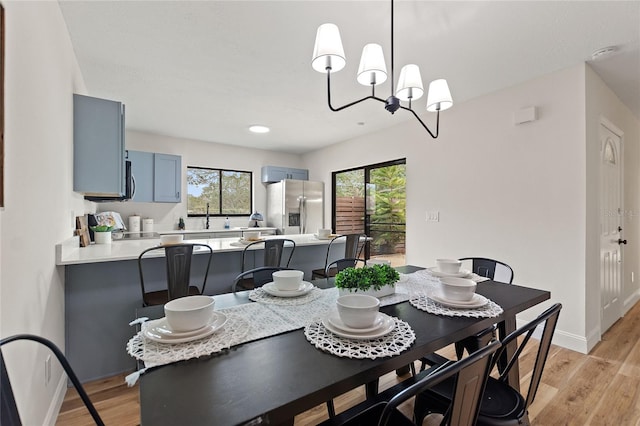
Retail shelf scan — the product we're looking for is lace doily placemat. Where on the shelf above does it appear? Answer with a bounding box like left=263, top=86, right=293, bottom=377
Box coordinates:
left=304, top=317, right=415, bottom=359
left=126, top=314, right=250, bottom=367
left=249, top=287, right=324, bottom=305
left=409, top=295, right=503, bottom=318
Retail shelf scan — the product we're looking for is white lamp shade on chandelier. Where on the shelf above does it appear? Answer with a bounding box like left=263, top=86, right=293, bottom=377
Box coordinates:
left=395, top=64, right=424, bottom=101
left=311, top=23, right=346, bottom=73
left=357, top=43, right=388, bottom=86
left=426, top=79, right=453, bottom=111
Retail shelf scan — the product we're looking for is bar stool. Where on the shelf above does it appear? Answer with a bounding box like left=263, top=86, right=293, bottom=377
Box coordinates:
left=311, top=233, right=365, bottom=280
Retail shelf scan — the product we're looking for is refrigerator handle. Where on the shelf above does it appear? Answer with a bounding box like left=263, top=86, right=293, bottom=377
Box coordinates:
left=300, top=196, right=305, bottom=234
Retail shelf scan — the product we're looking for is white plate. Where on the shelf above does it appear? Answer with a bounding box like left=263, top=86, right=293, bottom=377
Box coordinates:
left=262, top=281, right=314, bottom=297
left=322, top=313, right=395, bottom=340
left=430, top=293, right=489, bottom=309
left=313, top=233, right=336, bottom=240
left=427, top=267, right=472, bottom=278
left=155, top=318, right=210, bottom=338
left=239, top=238, right=264, bottom=245
left=327, top=310, right=385, bottom=333
left=143, top=313, right=227, bottom=344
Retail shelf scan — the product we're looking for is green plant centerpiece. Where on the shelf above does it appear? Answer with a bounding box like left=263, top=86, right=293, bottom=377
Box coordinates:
left=335, top=264, right=400, bottom=297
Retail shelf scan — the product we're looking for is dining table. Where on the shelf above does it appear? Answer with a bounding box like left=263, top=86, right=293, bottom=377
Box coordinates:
left=132, top=265, right=550, bottom=426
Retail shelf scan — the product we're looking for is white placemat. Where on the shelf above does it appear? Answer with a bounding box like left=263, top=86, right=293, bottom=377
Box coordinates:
left=409, top=294, right=503, bottom=318
left=304, top=317, right=415, bottom=359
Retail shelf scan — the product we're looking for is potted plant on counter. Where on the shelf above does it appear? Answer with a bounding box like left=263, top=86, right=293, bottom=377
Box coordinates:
left=90, top=225, right=114, bottom=245
left=335, top=264, right=400, bottom=298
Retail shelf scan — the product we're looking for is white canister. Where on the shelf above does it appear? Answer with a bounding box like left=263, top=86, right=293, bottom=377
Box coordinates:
left=128, top=215, right=141, bottom=233
left=142, top=218, right=154, bottom=232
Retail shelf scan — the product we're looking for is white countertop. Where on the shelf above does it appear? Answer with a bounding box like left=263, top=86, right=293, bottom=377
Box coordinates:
left=158, top=227, right=277, bottom=235
left=55, top=233, right=335, bottom=266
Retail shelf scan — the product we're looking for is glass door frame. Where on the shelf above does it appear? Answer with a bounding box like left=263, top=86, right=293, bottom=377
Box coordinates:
left=332, top=158, right=406, bottom=260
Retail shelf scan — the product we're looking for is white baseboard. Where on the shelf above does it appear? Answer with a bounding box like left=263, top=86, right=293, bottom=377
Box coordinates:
left=515, top=319, right=590, bottom=354
left=44, top=374, right=68, bottom=426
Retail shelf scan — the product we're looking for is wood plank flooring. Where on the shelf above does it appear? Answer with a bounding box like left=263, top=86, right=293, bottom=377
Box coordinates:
left=56, top=301, right=640, bottom=426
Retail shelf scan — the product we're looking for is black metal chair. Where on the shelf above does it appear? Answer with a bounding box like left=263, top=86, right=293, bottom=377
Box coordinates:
left=453, top=257, right=514, bottom=360
left=414, top=303, right=562, bottom=426
left=1, top=334, right=105, bottom=426
left=312, top=234, right=365, bottom=280
left=236, top=238, right=296, bottom=290
left=460, top=257, right=514, bottom=284
left=325, top=257, right=367, bottom=277
left=138, top=243, right=213, bottom=307
left=232, top=266, right=291, bottom=293
left=319, top=340, right=502, bottom=426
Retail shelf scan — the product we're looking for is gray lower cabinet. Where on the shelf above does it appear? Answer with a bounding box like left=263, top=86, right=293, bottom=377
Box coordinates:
left=127, top=150, right=181, bottom=203
left=73, top=94, right=126, bottom=196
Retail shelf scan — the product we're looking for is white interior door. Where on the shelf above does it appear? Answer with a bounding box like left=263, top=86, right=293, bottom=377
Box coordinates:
left=600, top=121, right=624, bottom=332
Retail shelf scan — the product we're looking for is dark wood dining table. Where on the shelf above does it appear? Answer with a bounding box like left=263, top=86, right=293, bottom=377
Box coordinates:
left=137, top=266, right=550, bottom=426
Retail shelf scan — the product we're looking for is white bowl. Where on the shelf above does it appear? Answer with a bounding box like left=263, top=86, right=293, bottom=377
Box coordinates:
left=440, top=277, right=477, bottom=302
left=336, top=294, right=380, bottom=329
left=436, top=258, right=462, bottom=274
left=272, top=270, right=304, bottom=291
left=244, top=231, right=261, bottom=241
left=318, top=228, right=331, bottom=238
left=164, top=295, right=215, bottom=331
left=160, top=234, right=184, bottom=245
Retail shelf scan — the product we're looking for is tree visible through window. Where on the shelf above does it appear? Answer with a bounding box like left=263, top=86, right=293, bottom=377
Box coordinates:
left=187, top=166, right=252, bottom=216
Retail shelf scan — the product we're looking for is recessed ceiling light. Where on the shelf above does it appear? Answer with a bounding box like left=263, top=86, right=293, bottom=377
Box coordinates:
left=249, top=125, right=270, bottom=134
left=591, top=46, right=618, bottom=61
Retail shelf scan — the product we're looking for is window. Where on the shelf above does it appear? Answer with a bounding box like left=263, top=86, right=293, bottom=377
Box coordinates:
left=187, top=166, right=252, bottom=216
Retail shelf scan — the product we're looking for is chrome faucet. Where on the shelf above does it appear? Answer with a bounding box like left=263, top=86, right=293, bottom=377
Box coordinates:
left=205, top=203, right=210, bottom=229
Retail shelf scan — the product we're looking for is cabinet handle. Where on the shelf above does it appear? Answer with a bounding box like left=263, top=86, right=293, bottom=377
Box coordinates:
left=176, top=191, right=180, bottom=199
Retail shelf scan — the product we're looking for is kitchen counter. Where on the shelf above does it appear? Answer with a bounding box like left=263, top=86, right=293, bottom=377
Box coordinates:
left=56, top=233, right=329, bottom=266
left=158, top=227, right=277, bottom=235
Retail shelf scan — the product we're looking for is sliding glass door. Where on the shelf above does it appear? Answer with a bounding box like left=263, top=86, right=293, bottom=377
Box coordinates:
left=333, top=159, right=406, bottom=265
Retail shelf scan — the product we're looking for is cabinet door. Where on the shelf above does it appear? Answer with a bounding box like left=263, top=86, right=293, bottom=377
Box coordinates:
left=261, top=166, right=288, bottom=183
left=127, top=150, right=153, bottom=202
left=289, top=168, right=309, bottom=180
left=73, top=94, right=125, bottom=196
left=154, top=153, right=181, bottom=202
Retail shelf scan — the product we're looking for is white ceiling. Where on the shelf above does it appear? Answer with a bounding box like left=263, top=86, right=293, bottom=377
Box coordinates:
left=58, top=1, right=640, bottom=154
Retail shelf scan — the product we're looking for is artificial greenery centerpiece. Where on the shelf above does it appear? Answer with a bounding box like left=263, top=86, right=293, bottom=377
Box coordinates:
left=335, top=264, right=400, bottom=292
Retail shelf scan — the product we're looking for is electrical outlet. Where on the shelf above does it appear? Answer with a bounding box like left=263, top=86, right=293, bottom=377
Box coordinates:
left=45, top=355, right=52, bottom=386
left=426, top=211, right=440, bottom=222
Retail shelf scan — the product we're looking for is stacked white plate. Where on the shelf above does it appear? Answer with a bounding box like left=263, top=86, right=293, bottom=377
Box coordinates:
left=322, top=310, right=395, bottom=340
left=143, top=313, right=227, bottom=344
left=262, top=281, right=314, bottom=297
left=427, top=266, right=472, bottom=278
left=429, top=293, right=489, bottom=309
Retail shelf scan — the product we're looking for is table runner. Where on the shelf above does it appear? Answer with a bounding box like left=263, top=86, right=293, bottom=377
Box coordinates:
left=125, top=269, right=495, bottom=384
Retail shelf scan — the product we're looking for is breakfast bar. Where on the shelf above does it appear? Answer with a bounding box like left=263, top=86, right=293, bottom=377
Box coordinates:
left=56, top=234, right=343, bottom=382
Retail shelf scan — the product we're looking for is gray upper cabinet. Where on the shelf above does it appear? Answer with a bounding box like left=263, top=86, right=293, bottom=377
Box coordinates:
left=128, top=151, right=181, bottom=203
left=261, top=166, right=308, bottom=183
left=154, top=154, right=181, bottom=202
left=73, top=94, right=125, bottom=196
left=127, top=150, right=154, bottom=202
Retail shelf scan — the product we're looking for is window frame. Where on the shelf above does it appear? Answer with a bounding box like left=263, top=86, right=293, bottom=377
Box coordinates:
left=186, top=165, right=253, bottom=217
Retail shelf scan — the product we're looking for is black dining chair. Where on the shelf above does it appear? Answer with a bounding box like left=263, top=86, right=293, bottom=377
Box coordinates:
left=1, top=334, right=105, bottom=426
left=453, top=257, right=514, bottom=360
left=312, top=234, right=366, bottom=280
left=414, top=303, right=562, bottom=426
left=237, top=238, right=296, bottom=290
left=232, top=266, right=291, bottom=293
left=319, top=340, right=502, bottom=426
left=138, top=243, right=213, bottom=307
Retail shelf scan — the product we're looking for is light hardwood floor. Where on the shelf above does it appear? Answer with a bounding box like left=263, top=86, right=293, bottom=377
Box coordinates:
left=56, top=301, right=640, bottom=425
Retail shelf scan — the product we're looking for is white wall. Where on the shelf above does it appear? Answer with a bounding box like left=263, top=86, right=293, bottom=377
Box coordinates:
left=0, top=2, right=87, bottom=425
left=585, top=65, right=640, bottom=347
left=97, top=130, right=304, bottom=231
left=304, top=65, right=605, bottom=353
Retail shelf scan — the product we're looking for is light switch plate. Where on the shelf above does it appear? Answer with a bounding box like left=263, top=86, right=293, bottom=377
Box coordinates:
left=426, top=211, right=440, bottom=222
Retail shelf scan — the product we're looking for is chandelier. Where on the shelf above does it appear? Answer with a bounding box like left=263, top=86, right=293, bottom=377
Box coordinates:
left=311, top=0, right=453, bottom=138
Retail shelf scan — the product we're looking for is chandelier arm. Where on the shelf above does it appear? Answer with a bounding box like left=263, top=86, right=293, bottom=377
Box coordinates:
left=390, top=0, right=395, bottom=96
left=399, top=105, right=440, bottom=139
left=327, top=71, right=386, bottom=112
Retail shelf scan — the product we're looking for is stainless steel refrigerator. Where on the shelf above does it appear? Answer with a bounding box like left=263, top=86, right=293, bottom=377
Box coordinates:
left=266, top=179, right=324, bottom=234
